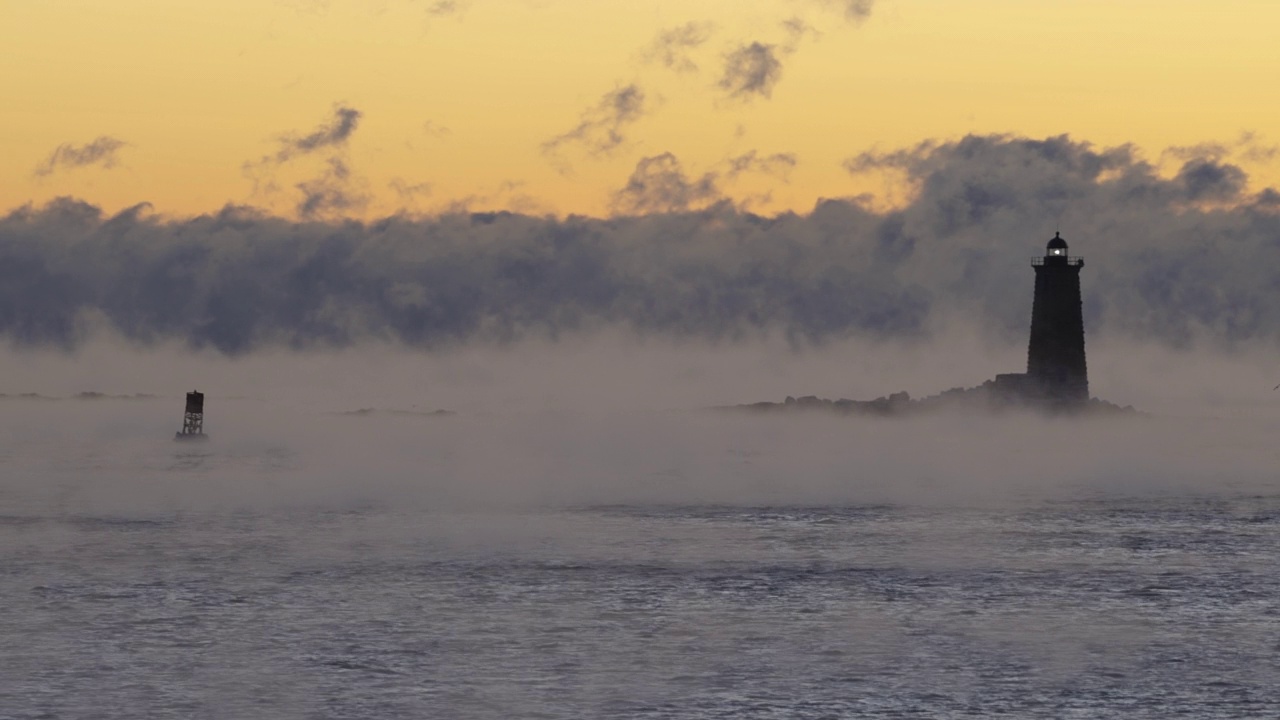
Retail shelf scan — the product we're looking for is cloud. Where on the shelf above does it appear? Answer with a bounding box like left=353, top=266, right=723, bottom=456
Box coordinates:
left=389, top=178, right=434, bottom=205
left=426, top=0, right=462, bottom=15
left=416, top=0, right=471, bottom=19
left=718, top=42, right=784, bottom=100
left=642, top=22, right=715, bottom=73
left=6, top=134, right=1280, bottom=354
left=296, top=158, right=369, bottom=219
left=243, top=104, right=366, bottom=219
left=780, top=16, right=821, bottom=50
left=434, top=179, right=547, bottom=216
left=812, top=0, right=875, bottom=22
left=726, top=151, right=798, bottom=181
left=422, top=120, right=452, bottom=138
left=1162, top=133, right=1278, bottom=165
left=1176, top=159, right=1247, bottom=202
left=837, top=0, right=875, bottom=22
left=33, top=137, right=128, bottom=177
left=843, top=133, right=1280, bottom=346
left=611, top=153, right=721, bottom=214
left=543, top=84, right=648, bottom=160
left=713, top=2, right=872, bottom=103
left=273, top=105, right=362, bottom=163
left=610, top=150, right=797, bottom=214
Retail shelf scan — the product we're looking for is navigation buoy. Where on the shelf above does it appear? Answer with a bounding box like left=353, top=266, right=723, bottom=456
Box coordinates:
left=174, top=390, right=209, bottom=441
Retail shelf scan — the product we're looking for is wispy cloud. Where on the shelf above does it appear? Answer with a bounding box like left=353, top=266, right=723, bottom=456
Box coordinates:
left=780, top=16, right=821, bottom=50
left=641, top=22, right=716, bottom=73
left=611, top=150, right=798, bottom=214
left=1161, top=133, right=1278, bottom=165
left=434, top=180, right=547, bottom=216
left=611, top=153, right=721, bottom=214
left=272, top=105, right=362, bottom=163
left=390, top=178, right=434, bottom=206
left=816, top=0, right=876, bottom=23
left=718, top=42, right=784, bottom=101
left=726, top=150, right=798, bottom=181
left=423, top=120, right=452, bottom=138
left=542, top=84, right=649, bottom=160
left=420, top=0, right=470, bottom=19
left=242, top=104, right=367, bottom=219
left=426, top=0, right=461, bottom=15
left=33, top=137, right=128, bottom=177
left=716, top=1, right=873, bottom=103
left=296, top=157, right=369, bottom=219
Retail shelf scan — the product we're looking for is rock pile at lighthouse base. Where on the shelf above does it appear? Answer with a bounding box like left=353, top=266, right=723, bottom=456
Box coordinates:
left=724, top=378, right=1137, bottom=417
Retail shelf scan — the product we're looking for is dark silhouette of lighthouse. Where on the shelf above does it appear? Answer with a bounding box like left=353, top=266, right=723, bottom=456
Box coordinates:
left=1026, top=232, right=1088, bottom=402
left=741, top=230, right=1126, bottom=415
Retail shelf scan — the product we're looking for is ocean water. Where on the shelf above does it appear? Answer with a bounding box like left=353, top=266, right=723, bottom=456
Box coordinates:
left=4, top=492, right=1280, bottom=718
left=3, top=396, right=1280, bottom=718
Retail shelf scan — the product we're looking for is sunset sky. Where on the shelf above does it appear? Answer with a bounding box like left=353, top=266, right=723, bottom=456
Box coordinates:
left=4, top=0, right=1278, bottom=220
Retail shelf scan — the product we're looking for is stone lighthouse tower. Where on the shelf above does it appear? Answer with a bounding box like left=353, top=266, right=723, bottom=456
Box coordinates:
left=1026, top=232, right=1088, bottom=402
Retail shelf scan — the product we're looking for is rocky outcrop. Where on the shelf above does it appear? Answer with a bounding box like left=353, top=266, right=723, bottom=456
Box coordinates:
left=721, top=379, right=1137, bottom=417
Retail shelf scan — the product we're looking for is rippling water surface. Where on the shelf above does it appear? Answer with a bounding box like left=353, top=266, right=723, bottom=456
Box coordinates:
left=5, top=491, right=1280, bottom=718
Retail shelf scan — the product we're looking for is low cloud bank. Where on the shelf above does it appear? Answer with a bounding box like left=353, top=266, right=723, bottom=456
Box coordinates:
left=3, top=134, right=1279, bottom=354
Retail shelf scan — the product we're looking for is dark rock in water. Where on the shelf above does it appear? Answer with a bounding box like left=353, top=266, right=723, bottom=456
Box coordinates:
left=721, top=379, right=1137, bottom=418
left=335, top=408, right=456, bottom=418
left=0, top=393, right=57, bottom=401
left=730, top=391, right=916, bottom=417
left=0, top=392, right=158, bottom=401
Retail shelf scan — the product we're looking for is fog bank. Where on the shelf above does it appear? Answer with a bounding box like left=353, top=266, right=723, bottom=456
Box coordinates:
left=3, top=337, right=1279, bottom=516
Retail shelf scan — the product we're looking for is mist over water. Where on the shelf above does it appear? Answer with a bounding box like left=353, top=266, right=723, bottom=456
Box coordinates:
left=4, top=334, right=1280, bottom=507
left=4, top=336, right=1280, bottom=717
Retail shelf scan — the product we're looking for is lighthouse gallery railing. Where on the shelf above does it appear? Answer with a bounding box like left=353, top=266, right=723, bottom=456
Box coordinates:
left=1030, top=257, right=1084, bottom=266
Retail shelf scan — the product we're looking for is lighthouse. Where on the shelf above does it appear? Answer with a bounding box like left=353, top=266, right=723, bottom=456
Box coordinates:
left=1026, top=232, right=1088, bottom=402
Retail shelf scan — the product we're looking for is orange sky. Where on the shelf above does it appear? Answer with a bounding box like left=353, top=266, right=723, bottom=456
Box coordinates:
left=3, top=0, right=1279, bottom=219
